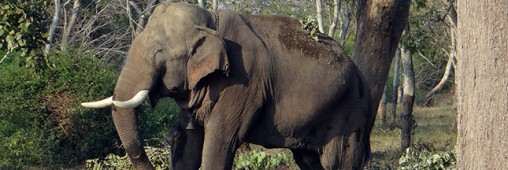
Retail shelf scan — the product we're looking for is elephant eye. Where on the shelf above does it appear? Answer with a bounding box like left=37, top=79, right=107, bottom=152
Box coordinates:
left=154, top=49, right=163, bottom=54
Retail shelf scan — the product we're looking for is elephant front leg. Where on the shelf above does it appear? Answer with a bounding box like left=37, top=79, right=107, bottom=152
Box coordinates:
left=201, top=117, right=242, bottom=170
left=171, top=114, right=204, bottom=170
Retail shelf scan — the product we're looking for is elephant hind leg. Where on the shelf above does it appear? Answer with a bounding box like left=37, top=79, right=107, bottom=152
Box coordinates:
left=290, top=149, right=324, bottom=170
left=320, top=128, right=371, bottom=170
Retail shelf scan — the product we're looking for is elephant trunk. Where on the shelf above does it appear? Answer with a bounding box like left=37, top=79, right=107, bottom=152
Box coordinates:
left=112, top=107, right=154, bottom=170
left=111, top=59, right=156, bottom=169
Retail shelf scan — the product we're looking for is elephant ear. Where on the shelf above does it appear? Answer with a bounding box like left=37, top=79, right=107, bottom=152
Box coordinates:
left=187, top=26, right=230, bottom=89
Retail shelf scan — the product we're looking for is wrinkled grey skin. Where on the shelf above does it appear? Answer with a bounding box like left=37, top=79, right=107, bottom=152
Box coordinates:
left=106, top=3, right=374, bottom=170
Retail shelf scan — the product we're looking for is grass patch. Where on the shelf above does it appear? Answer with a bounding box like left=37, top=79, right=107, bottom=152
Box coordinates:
left=368, top=104, right=456, bottom=169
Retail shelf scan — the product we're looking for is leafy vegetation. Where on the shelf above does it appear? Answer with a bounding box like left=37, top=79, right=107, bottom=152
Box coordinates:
left=0, top=49, right=179, bottom=168
left=399, top=147, right=455, bottom=170
left=234, top=149, right=296, bottom=170
left=0, top=1, right=50, bottom=69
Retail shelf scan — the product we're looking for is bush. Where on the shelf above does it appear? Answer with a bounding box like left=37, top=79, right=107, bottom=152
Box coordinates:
left=399, top=146, right=456, bottom=170
left=0, top=50, right=119, bottom=168
left=234, top=150, right=295, bottom=170
left=0, top=48, right=180, bottom=168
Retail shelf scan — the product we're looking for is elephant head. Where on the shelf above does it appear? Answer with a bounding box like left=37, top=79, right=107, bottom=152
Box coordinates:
left=81, top=3, right=228, bottom=169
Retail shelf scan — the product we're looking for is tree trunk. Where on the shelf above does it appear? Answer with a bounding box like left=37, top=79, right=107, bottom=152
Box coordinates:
left=400, top=36, right=415, bottom=150
left=328, top=0, right=340, bottom=37
left=212, top=0, right=218, bottom=10
left=338, top=0, right=350, bottom=46
left=390, top=47, right=401, bottom=129
left=379, top=84, right=388, bottom=125
left=61, top=0, right=81, bottom=51
left=126, top=0, right=136, bottom=38
left=197, top=0, right=206, bottom=9
left=45, top=0, right=62, bottom=54
left=352, top=0, right=411, bottom=115
left=315, top=0, right=325, bottom=33
left=456, top=0, right=508, bottom=168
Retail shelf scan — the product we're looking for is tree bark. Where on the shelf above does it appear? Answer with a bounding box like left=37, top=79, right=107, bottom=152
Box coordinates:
left=45, top=0, right=62, bottom=54
left=197, top=0, right=206, bottom=9
left=328, top=0, right=340, bottom=37
left=212, top=0, right=218, bottom=10
left=61, top=0, right=81, bottom=51
left=379, top=84, right=388, bottom=125
left=456, top=0, right=508, bottom=169
left=352, top=0, right=411, bottom=115
left=316, top=0, right=325, bottom=33
left=390, top=47, right=401, bottom=129
left=338, top=0, right=350, bottom=46
left=400, top=35, right=415, bottom=150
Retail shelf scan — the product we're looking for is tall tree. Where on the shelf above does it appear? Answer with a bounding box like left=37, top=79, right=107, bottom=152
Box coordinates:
left=456, top=0, right=508, bottom=168
left=61, top=0, right=81, bottom=51
left=197, top=0, right=206, bottom=8
left=400, top=30, right=415, bottom=150
left=352, top=0, right=411, bottom=114
left=390, top=47, right=401, bottom=128
left=338, top=0, right=351, bottom=46
left=45, top=0, right=62, bottom=53
left=212, top=0, right=218, bottom=10
left=327, top=0, right=340, bottom=37
left=315, top=0, right=325, bottom=33
left=379, top=84, right=388, bottom=125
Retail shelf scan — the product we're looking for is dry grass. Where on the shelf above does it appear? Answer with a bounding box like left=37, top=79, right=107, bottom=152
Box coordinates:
left=368, top=104, right=457, bottom=169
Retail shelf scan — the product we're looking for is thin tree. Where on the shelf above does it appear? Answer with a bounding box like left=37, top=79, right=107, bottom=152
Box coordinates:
left=315, top=0, right=325, bottom=33
left=379, top=84, right=388, bottom=125
left=45, top=0, right=62, bottom=54
left=456, top=0, right=508, bottom=168
left=423, top=1, right=456, bottom=105
left=212, top=0, right=218, bottom=10
left=327, top=0, right=340, bottom=37
left=390, top=47, right=401, bottom=129
left=61, top=0, right=81, bottom=51
left=338, top=0, right=351, bottom=46
left=197, top=0, right=206, bottom=9
left=400, top=29, right=415, bottom=150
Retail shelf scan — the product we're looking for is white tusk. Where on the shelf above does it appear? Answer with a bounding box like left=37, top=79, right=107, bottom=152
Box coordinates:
left=81, top=96, right=113, bottom=108
left=112, top=90, right=149, bottom=108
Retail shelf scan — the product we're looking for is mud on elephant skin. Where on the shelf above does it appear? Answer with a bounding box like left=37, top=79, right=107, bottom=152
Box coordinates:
left=82, top=2, right=374, bottom=170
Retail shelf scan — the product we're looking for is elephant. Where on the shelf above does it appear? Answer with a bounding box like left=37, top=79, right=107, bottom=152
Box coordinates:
left=82, top=3, right=374, bottom=170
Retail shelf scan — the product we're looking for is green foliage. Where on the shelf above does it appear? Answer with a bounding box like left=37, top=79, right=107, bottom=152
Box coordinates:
left=399, top=147, right=456, bottom=170
left=234, top=150, right=295, bottom=170
left=0, top=1, right=49, bottom=70
left=0, top=47, right=180, bottom=168
left=139, top=98, right=179, bottom=147
left=299, top=17, right=320, bottom=39
left=0, top=49, right=120, bottom=168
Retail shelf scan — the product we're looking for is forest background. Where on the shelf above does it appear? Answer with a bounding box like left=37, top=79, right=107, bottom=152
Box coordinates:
left=0, top=0, right=458, bottom=169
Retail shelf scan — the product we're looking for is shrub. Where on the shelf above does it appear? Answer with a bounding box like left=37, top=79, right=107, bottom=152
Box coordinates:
left=234, top=150, right=295, bottom=170
left=399, top=146, right=456, bottom=170
left=1, top=48, right=180, bottom=168
left=0, top=50, right=120, bottom=168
